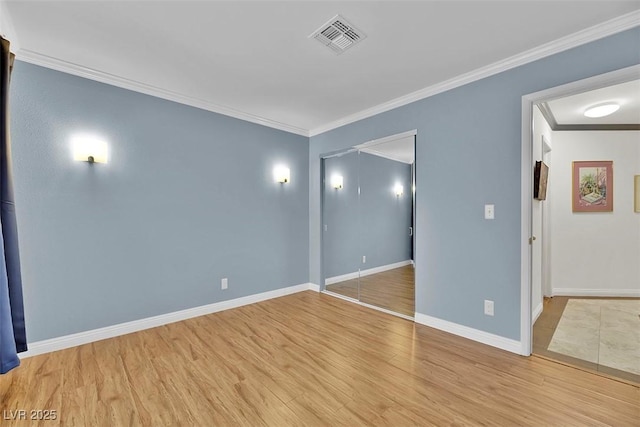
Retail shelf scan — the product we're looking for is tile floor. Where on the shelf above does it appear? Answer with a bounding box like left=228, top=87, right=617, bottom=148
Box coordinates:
left=533, top=296, right=640, bottom=384
left=548, top=299, right=640, bottom=375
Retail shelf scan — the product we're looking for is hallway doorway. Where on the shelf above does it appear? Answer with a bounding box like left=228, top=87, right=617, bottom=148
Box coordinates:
left=522, top=66, right=640, bottom=384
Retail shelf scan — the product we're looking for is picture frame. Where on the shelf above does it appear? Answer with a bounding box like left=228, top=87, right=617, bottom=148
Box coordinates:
left=533, top=161, right=549, bottom=200
left=572, top=161, right=613, bottom=212
left=634, top=175, right=640, bottom=213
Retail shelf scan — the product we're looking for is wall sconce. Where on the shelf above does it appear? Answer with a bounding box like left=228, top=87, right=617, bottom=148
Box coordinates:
left=394, top=183, right=404, bottom=197
left=331, top=175, right=343, bottom=189
left=274, top=165, right=290, bottom=183
left=72, top=134, right=108, bottom=164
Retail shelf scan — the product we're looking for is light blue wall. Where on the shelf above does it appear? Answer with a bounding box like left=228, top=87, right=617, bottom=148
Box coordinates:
left=323, top=152, right=412, bottom=280
left=358, top=153, right=412, bottom=271
left=310, top=27, right=640, bottom=340
left=11, top=62, right=309, bottom=342
left=323, top=152, right=360, bottom=278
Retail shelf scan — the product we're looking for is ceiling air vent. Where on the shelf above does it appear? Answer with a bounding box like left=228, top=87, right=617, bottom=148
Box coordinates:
left=309, top=14, right=366, bottom=55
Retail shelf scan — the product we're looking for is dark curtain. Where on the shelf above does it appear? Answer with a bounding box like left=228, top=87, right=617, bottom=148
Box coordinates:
left=0, top=36, right=27, bottom=375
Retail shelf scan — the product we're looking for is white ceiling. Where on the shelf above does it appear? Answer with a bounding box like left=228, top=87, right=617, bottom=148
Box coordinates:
left=4, top=1, right=640, bottom=135
left=547, top=80, right=640, bottom=125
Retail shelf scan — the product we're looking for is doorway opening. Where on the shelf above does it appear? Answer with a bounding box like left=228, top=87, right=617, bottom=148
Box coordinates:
left=321, top=130, right=416, bottom=319
left=521, top=65, right=640, bottom=384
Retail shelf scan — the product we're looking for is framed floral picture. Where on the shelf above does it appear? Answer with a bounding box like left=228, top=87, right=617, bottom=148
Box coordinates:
left=572, top=161, right=613, bottom=212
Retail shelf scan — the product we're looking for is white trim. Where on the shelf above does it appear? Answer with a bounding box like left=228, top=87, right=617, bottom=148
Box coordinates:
left=10, top=10, right=638, bottom=139
left=359, top=300, right=414, bottom=321
left=520, top=64, right=640, bottom=359
left=414, top=313, right=522, bottom=355
left=324, top=260, right=412, bottom=285
left=354, top=130, right=418, bottom=149
left=20, top=282, right=316, bottom=358
left=325, top=271, right=359, bottom=285
left=308, top=283, right=320, bottom=292
left=532, top=302, right=544, bottom=324
left=359, top=148, right=413, bottom=165
left=552, top=288, right=640, bottom=297
left=520, top=94, right=534, bottom=357
left=15, top=49, right=309, bottom=137
left=321, top=290, right=414, bottom=321
left=309, top=11, right=640, bottom=137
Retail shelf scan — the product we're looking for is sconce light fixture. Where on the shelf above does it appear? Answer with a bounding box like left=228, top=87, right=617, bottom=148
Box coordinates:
left=274, top=165, right=290, bottom=183
left=72, top=134, right=108, bottom=164
left=331, top=175, right=343, bottom=189
left=394, top=183, right=404, bottom=197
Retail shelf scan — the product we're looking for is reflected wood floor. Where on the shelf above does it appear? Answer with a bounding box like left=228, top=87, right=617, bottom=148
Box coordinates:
left=533, top=296, right=640, bottom=384
left=325, top=265, right=415, bottom=316
left=1, top=291, right=638, bottom=426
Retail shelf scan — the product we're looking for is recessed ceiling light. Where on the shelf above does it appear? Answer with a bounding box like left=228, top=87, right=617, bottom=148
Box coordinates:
left=583, top=103, right=620, bottom=118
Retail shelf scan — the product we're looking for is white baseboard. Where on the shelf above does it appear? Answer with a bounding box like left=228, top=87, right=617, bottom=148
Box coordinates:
left=552, top=288, right=640, bottom=297
left=20, top=282, right=316, bottom=358
left=414, top=313, right=523, bottom=355
left=325, top=260, right=412, bottom=285
left=321, top=290, right=414, bottom=321
left=308, top=283, right=320, bottom=292
left=532, top=302, right=543, bottom=324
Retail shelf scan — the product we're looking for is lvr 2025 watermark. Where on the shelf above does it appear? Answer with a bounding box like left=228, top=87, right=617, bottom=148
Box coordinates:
left=3, top=409, right=58, bottom=421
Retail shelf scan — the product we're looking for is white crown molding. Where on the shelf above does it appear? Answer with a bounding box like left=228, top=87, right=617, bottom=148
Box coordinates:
left=15, top=49, right=310, bottom=137
left=309, top=10, right=640, bottom=137
left=20, top=282, right=316, bottom=358
left=9, top=10, right=639, bottom=139
left=414, top=313, right=524, bottom=355
left=355, top=129, right=417, bottom=149
left=359, top=148, right=413, bottom=164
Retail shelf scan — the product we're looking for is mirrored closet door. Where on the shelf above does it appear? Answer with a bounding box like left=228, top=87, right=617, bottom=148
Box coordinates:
left=322, top=135, right=415, bottom=318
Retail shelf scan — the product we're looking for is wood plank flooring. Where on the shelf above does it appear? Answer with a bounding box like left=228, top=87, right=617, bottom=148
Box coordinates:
left=325, top=265, right=415, bottom=316
left=1, top=291, right=638, bottom=426
left=533, top=296, right=640, bottom=384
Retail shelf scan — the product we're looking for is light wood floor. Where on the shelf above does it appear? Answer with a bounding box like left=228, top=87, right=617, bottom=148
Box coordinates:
left=325, top=265, right=415, bottom=316
left=533, top=296, right=640, bottom=384
left=1, top=292, right=638, bottom=426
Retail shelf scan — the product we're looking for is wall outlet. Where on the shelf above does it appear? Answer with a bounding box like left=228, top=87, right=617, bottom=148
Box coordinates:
left=484, top=300, right=494, bottom=316
left=221, top=277, right=228, bottom=290
left=362, top=255, right=366, bottom=264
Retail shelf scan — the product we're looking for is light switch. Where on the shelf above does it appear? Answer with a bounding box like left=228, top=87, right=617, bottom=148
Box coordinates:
left=484, top=204, right=495, bottom=220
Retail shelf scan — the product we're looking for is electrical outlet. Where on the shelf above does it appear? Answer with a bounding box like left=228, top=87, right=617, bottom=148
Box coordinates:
left=484, top=300, right=494, bottom=316
left=362, top=255, right=366, bottom=264
left=221, top=277, right=228, bottom=290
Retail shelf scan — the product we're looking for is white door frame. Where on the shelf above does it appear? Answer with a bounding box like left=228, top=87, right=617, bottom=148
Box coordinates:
left=519, top=64, right=640, bottom=356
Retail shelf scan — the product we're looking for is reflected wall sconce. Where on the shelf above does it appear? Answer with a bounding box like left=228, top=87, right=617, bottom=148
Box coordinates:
left=72, top=134, right=109, bottom=164
left=331, top=175, right=343, bottom=189
left=394, top=183, right=404, bottom=197
left=274, top=165, right=290, bottom=183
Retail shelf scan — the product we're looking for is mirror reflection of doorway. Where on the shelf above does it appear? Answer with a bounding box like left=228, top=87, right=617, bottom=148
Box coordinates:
left=322, top=133, right=415, bottom=318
